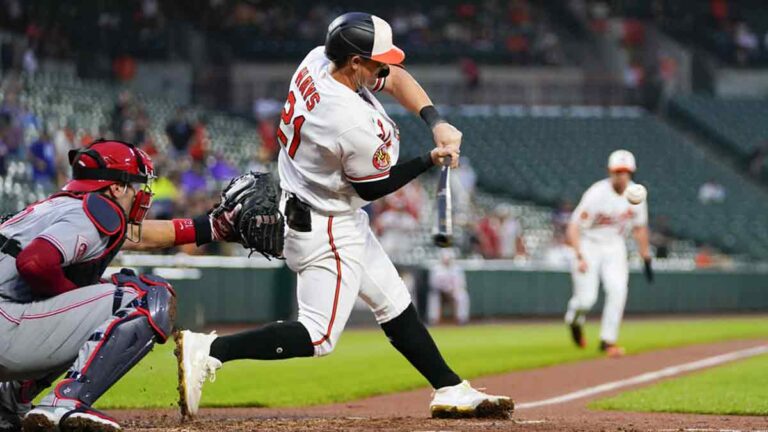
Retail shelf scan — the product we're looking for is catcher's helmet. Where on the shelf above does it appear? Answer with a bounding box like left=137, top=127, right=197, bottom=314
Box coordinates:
left=325, top=12, right=405, bottom=64
left=64, top=139, right=155, bottom=193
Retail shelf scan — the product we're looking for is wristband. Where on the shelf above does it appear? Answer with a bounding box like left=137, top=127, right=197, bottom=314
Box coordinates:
left=192, top=214, right=213, bottom=246
left=419, top=105, right=445, bottom=129
left=172, top=219, right=196, bottom=246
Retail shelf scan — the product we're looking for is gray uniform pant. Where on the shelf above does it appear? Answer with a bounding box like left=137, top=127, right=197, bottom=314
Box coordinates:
left=0, top=283, right=139, bottom=412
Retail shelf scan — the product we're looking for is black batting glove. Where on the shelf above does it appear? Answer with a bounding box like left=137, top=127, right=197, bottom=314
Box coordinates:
left=643, top=257, right=654, bottom=284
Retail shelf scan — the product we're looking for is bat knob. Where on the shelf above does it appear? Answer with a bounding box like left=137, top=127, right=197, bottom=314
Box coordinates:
left=433, top=233, right=453, bottom=248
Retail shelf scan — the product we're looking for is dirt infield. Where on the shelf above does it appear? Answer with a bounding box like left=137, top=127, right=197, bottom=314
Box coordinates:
left=116, top=339, right=768, bottom=431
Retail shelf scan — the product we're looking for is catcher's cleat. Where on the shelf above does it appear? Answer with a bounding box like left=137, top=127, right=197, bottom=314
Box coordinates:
left=569, top=323, right=587, bottom=349
left=429, top=380, right=513, bottom=419
left=599, top=340, right=625, bottom=358
left=175, top=330, right=222, bottom=418
left=22, top=405, right=69, bottom=432
left=59, top=406, right=121, bottom=432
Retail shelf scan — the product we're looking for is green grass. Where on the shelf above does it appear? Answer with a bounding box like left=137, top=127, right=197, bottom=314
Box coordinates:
left=85, top=316, right=766, bottom=409
left=591, top=353, right=768, bottom=415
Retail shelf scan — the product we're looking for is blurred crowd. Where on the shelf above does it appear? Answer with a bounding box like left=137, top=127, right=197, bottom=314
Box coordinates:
left=571, top=0, right=768, bottom=66
left=0, top=0, right=564, bottom=66
left=0, top=76, right=261, bottom=255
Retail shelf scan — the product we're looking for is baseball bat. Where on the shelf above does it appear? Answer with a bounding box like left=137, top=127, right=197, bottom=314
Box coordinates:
left=433, top=160, right=453, bottom=248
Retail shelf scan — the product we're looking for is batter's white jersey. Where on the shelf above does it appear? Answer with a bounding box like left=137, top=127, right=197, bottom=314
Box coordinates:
left=277, top=47, right=412, bottom=357
left=570, top=179, right=648, bottom=244
left=278, top=46, right=399, bottom=214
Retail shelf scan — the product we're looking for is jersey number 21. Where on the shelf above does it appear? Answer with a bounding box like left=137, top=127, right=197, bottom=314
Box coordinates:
left=277, top=91, right=305, bottom=159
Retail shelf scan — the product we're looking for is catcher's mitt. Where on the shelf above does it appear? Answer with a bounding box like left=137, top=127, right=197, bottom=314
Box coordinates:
left=211, top=172, right=284, bottom=259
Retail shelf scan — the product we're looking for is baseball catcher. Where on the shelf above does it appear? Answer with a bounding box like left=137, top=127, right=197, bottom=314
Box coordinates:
left=0, top=139, right=282, bottom=432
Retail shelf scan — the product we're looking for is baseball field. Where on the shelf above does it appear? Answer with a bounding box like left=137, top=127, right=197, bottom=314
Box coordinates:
left=85, top=315, right=768, bottom=431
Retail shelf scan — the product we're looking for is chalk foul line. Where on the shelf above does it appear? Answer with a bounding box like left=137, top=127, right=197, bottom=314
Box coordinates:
left=516, top=344, right=768, bottom=410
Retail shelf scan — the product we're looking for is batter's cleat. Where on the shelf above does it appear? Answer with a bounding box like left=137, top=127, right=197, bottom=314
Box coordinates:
left=175, top=330, right=222, bottom=418
left=430, top=380, right=513, bottom=419
left=569, top=323, right=587, bottom=348
left=0, top=408, right=21, bottom=432
left=59, top=406, right=121, bottom=432
left=600, top=340, right=626, bottom=358
left=21, top=405, right=70, bottom=432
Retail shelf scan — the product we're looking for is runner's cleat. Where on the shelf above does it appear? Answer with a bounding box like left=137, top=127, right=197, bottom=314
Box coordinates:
left=600, top=340, right=625, bottom=358
left=569, top=323, right=587, bottom=348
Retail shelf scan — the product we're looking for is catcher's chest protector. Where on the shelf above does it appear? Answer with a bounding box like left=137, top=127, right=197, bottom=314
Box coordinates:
left=55, top=192, right=127, bottom=286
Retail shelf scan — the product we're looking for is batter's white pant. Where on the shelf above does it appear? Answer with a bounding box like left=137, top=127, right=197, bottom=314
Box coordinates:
left=427, top=288, right=469, bottom=325
left=283, top=206, right=412, bottom=357
left=564, top=239, right=628, bottom=344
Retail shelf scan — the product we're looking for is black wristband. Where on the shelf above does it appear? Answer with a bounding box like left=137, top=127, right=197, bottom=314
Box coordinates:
left=192, top=214, right=213, bottom=246
left=420, top=151, right=435, bottom=168
left=419, top=105, right=445, bottom=129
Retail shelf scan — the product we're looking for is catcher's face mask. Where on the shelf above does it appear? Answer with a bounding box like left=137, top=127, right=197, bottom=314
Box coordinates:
left=128, top=182, right=153, bottom=225
left=125, top=181, right=154, bottom=243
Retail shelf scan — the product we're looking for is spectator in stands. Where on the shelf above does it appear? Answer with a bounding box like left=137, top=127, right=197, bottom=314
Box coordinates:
left=453, top=156, right=477, bottom=218
left=112, top=90, right=134, bottom=137
left=475, top=210, right=502, bottom=259
left=375, top=192, right=421, bottom=259
left=497, top=204, right=527, bottom=259
left=476, top=205, right=527, bottom=259
left=427, top=249, right=470, bottom=326
left=112, top=54, right=137, bottom=82
left=734, top=21, right=759, bottom=66
left=53, top=121, right=76, bottom=186
left=253, top=98, right=281, bottom=160
left=698, top=179, right=726, bottom=204
left=695, top=244, right=716, bottom=269
left=28, top=131, right=55, bottom=188
left=150, top=165, right=180, bottom=220
left=0, top=91, right=25, bottom=157
left=22, top=45, right=37, bottom=76
left=179, top=158, right=208, bottom=196
left=543, top=231, right=574, bottom=268
left=460, top=58, right=480, bottom=90
left=247, top=146, right=275, bottom=174
left=209, top=154, right=238, bottom=182
left=165, top=107, right=193, bottom=155
left=188, top=116, right=210, bottom=162
left=553, top=200, right=574, bottom=237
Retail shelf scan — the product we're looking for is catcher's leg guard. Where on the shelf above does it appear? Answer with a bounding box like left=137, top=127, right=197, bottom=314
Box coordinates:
left=27, top=270, right=175, bottom=431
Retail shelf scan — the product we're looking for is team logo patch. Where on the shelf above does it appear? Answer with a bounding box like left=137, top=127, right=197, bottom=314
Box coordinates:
left=75, top=235, right=89, bottom=261
left=372, top=144, right=391, bottom=171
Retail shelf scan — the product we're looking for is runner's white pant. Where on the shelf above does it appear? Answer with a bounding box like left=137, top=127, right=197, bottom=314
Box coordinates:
left=565, top=238, right=628, bottom=344
left=283, top=206, right=412, bottom=357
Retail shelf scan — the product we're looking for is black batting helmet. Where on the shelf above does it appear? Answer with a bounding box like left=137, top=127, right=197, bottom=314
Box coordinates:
left=324, top=12, right=405, bottom=65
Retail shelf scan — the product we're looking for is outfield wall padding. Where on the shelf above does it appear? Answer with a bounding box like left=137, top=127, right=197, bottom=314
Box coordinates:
left=126, top=262, right=767, bottom=328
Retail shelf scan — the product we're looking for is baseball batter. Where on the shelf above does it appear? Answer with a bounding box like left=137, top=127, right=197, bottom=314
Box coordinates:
left=0, top=140, right=274, bottom=432
left=565, top=150, right=652, bottom=357
left=178, top=12, right=512, bottom=419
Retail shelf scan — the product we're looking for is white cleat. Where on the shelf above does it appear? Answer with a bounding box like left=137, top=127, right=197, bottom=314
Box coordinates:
left=21, top=405, right=69, bottom=432
left=60, top=406, right=121, bottom=432
left=430, top=380, right=514, bottom=419
left=174, top=330, right=222, bottom=418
